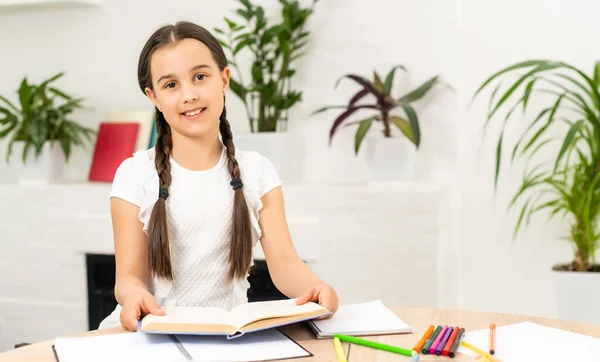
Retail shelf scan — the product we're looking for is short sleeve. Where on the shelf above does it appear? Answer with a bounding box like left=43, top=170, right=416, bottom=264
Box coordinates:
left=110, top=157, right=144, bottom=207
left=258, top=155, right=282, bottom=197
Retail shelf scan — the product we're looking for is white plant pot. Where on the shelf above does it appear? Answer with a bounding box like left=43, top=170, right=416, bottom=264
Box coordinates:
left=8, top=141, right=66, bottom=185
left=553, top=270, right=600, bottom=325
left=364, top=135, right=416, bottom=181
left=233, top=132, right=305, bottom=183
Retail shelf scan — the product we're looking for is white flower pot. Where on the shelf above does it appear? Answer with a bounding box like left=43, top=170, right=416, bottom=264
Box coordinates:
left=233, top=132, right=305, bottom=183
left=8, top=141, right=66, bottom=185
left=364, top=135, right=416, bottom=181
left=553, top=269, right=600, bottom=325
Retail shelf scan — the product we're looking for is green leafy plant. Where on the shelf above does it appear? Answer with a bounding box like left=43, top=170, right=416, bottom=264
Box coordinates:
left=473, top=59, right=600, bottom=272
left=311, top=66, right=440, bottom=155
left=0, top=72, right=95, bottom=163
left=214, top=0, right=319, bottom=132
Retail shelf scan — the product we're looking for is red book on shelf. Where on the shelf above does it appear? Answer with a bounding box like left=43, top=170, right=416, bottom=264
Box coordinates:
left=88, top=122, right=140, bottom=182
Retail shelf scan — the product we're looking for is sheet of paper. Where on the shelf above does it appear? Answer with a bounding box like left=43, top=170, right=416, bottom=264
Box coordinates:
left=229, top=298, right=326, bottom=328
left=310, top=299, right=412, bottom=335
left=54, top=332, right=185, bottom=362
left=458, top=321, right=600, bottom=361
left=177, top=328, right=310, bottom=361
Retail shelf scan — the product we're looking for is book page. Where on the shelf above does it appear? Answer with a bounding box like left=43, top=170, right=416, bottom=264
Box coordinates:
left=229, top=298, right=328, bottom=329
left=177, top=327, right=310, bottom=361
left=54, top=332, right=182, bottom=362
left=142, top=306, right=230, bottom=327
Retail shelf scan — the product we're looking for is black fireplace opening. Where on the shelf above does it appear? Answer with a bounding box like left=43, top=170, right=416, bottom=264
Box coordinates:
left=85, top=254, right=288, bottom=331
left=85, top=254, right=118, bottom=331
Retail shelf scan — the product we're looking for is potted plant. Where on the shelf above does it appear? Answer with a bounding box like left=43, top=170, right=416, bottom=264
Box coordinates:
left=472, top=59, right=600, bottom=324
left=312, top=66, right=441, bottom=180
left=0, top=72, right=95, bottom=184
left=214, top=0, right=319, bottom=182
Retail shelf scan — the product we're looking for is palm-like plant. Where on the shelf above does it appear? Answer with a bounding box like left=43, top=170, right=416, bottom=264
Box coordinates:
left=472, top=59, right=600, bottom=271
left=312, top=66, right=440, bottom=155
left=0, top=72, right=95, bottom=163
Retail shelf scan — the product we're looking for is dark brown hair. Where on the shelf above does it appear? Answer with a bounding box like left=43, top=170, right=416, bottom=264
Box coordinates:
left=137, top=21, right=253, bottom=281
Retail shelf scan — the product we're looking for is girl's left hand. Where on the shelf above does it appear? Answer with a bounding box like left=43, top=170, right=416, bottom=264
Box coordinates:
left=296, top=282, right=339, bottom=319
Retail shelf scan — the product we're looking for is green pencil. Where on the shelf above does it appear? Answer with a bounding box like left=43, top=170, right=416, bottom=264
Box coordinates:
left=334, top=334, right=418, bottom=360
left=422, top=325, right=442, bottom=354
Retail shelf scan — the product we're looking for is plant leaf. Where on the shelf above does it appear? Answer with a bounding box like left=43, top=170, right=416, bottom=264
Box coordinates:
left=18, top=78, right=33, bottom=114
left=487, top=63, right=562, bottom=121
left=310, top=105, right=354, bottom=116
left=229, top=78, right=248, bottom=104
left=354, top=116, right=375, bottom=155
left=0, top=95, right=20, bottom=113
left=522, top=78, right=536, bottom=112
left=348, top=88, right=370, bottom=106
left=373, top=71, right=385, bottom=93
left=396, top=104, right=420, bottom=147
left=554, top=120, right=585, bottom=171
left=48, top=87, right=72, bottom=100
left=328, top=105, right=378, bottom=146
left=384, top=65, right=406, bottom=94
left=233, top=38, right=254, bottom=55
left=390, top=115, right=416, bottom=145
left=0, top=122, right=17, bottom=138
left=335, top=74, right=382, bottom=101
left=470, top=59, right=553, bottom=106
left=397, top=75, right=440, bottom=103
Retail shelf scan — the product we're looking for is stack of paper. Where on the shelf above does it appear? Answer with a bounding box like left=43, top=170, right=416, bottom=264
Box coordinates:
left=307, top=300, right=413, bottom=338
left=54, top=328, right=310, bottom=362
left=458, top=321, right=600, bottom=361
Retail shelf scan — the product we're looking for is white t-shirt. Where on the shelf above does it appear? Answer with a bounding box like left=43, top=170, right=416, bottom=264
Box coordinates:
left=98, top=144, right=281, bottom=329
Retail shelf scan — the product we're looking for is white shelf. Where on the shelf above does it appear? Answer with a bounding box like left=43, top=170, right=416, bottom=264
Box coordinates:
left=0, top=0, right=101, bottom=7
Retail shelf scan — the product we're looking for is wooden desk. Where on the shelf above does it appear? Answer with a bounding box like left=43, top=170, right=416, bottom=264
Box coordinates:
left=2, top=307, right=600, bottom=361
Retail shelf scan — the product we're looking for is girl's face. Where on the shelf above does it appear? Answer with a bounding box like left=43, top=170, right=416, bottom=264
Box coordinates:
left=145, top=38, right=230, bottom=140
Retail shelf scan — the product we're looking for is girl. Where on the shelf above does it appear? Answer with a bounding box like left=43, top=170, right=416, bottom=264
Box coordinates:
left=98, top=21, right=339, bottom=331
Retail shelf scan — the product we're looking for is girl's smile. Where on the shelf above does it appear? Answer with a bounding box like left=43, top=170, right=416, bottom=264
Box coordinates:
left=181, top=106, right=207, bottom=121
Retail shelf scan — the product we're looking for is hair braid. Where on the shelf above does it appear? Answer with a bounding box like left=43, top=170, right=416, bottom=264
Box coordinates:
left=219, top=100, right=253, bottom=280
left=147, top=110, right=174, bottom=280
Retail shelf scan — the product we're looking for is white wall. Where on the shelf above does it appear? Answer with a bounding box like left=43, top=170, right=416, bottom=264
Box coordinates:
left=0, top=0, right=598, bottom=350
left=0, top=0, right=458, bottom=185
left=458, top=0, right=600, bottom=319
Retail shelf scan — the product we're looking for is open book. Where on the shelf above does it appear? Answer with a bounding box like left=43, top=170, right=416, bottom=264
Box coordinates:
left=139, top=298, right=330, bottom=339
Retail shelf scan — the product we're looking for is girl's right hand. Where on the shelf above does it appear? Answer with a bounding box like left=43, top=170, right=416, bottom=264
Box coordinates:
left=119, top=291, right=166, bottom=331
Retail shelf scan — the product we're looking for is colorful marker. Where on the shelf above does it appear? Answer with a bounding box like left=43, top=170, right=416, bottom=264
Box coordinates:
left=413, top=325, right=434, bottom=352
left=435, top=325, right=453, bottom=355
left=422, top=325, right=442, bottom=354
left=442, top=326, right=460, bottom=356
left=334, top=334, right=419, bottom=361
left=429, top=325, right=448, bottom=354
left=489, top=323, right=496, bottom=355
left=448, top=327, right=465, bottom=358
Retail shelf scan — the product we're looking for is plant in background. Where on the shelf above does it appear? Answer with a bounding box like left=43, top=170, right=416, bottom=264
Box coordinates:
left=215, top=0, right=319, bottom=132
left=472, top=59, right=600, bottom=272
left=0, top=72, right=95, bottom=163
left=311, top=66, right=440, bottom=155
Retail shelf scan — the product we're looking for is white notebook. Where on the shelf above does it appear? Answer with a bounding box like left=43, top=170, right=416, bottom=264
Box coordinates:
left=53, top=328, right=311, bottom=362
left=307, top=300, right=413, bottom=338
left=459, top=321, right=600, bottom=361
